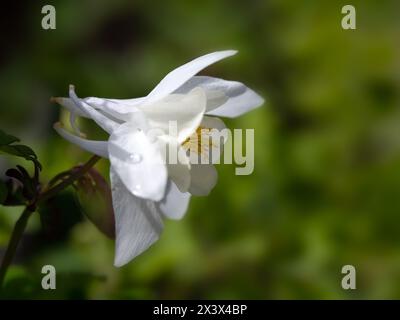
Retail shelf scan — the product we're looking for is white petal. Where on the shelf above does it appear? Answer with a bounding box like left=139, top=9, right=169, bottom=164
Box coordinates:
left=167, top=161, right=191, bottom=192
left=108, top=122, right=168, bottom=201
left=111, top=168, right=163, bottom=267
left=53, top=96, right=145, bottom=122
left=69, top=85, right=119, bottom=133
left=137, top=87, right=207, bottom=143
left=203, top=89, right=229, bottom=111
left=52, top=96, right=97, bottom=136
left=158, top=180, right=191, bottom=220
left=86, top=96, right=146, bottom=109
left=167, top=154, right=191, bottom=192
left=159, top=137, right=191, bottom=192
left=84, top=97, right=145, bottom=121
left=188, top=164, right=218, bottom=196
left=145, top=50, right=237, bottom=104
left=51, top=97, right=89, bottom=118
left=53, top=123, right=109, bottom=158
left=174, top=76, right=264, bottom=118
left=201, top=115, right=227, bottom=132
left=107, top=97, right=147, bottom=106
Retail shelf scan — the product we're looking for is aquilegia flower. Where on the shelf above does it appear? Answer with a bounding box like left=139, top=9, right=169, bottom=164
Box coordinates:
left=52, top=50, right=264, bottom=266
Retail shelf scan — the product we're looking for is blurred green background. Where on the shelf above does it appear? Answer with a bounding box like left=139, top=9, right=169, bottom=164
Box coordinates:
left=0, top=0, right=400, bottom=299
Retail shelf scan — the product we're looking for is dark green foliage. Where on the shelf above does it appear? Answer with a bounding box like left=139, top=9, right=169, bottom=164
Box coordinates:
left=1, top=0, right=400, bottom=299
left=0, top=130, right=42, bottom=171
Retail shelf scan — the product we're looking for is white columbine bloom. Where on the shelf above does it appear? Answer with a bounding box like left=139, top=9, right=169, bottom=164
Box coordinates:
left=53, top=50, right=264, bottom=267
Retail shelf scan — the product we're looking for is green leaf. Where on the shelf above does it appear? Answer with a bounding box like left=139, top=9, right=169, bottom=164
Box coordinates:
left=0, top=144, right=36, bottom=160
left=0, top=180, right=7, bottom=204
left=0, top=129, right=20, bottom=146
left=0, top=129, right=42, bottom=170
left=0, top=131, right=42, bottom=204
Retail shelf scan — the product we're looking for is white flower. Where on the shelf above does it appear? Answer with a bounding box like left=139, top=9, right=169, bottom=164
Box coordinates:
left=53, top=50, right=264, bottom=266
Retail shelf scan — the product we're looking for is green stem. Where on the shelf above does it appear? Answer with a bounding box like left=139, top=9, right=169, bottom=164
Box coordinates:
left=0, top=207, right=33, bottom=288
left=38, top=155, right=101, bottom=204
left=0, top=155, right=101, bottom=288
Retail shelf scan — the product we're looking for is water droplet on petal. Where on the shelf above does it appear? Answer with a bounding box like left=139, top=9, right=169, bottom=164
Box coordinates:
left=129, top=153, right=142, bottom=163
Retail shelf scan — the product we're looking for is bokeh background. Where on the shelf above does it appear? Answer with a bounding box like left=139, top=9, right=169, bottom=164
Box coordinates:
left=1, top=0, right=400, bottom=299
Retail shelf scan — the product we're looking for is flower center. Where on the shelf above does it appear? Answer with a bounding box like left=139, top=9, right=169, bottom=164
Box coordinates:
left=182, top=126, right=215, bottom=157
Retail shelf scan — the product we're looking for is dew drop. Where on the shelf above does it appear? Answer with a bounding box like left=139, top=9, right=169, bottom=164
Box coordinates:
left=129, top=153, right=142, bottom=163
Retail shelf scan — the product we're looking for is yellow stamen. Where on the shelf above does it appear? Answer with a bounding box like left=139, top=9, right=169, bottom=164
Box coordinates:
left=182, top=126, right=215, bottom=158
